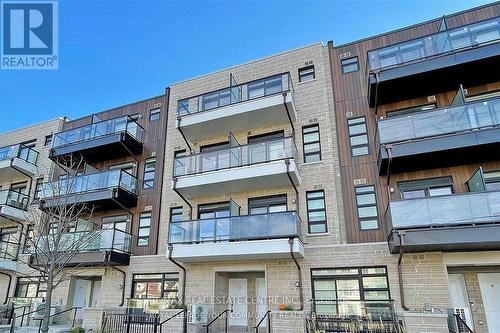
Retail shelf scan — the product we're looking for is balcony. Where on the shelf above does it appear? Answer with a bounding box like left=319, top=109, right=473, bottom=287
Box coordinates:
left=367, top=17, right=500, bottom=106
left=0, top=241, right=19, bottom=271
left=386, top=191, right=500, bottom=253
left=50, top=116, right=144, bottom=162
left=377, top=97, right=500, bottom=175
left=40, top=169, right=138, bottom=211
left=176, top=73, right=296, bottom=142
left=31, top=228, right=132, bottom=266
left=173, top=137, right=301, bottom=199
left=169, top=211, right=304, bottom=262
left=0, top=144, right=38, bottom=181
left=0, top=190, right=29, bottom=225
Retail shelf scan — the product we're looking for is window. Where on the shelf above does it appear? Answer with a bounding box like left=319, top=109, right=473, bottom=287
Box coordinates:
left=355, top=186, right=378, bottom=230
left=341, top=57, right=359, bottom=74
left=484, top=170, right=500, bottom=191
left=33, top=178, right=44, bottom=200
left=170, top=207, right=183, bottom=223
left=398, top=176, right=453, bottom=199
left=23, top=225, right=34, bottom=253
left=348, top=117, right=369, bottom=156
left=102, top=215, right=129, bottom=231
left=307, top=191, right=327, bottom=233
left=386, top=103, right=436, bottom=118
left=138, top=212, right=151, bottom=246
left=249, top=194, right=287, bottom=215
left=299, top=65, right=315, bottom=82
left=132, top=273, right=179, bottom=302
left=149, top=108, right=161, bottom=121
left=15, top=277, right=46, bottom=299
left=109, top=161, right=136, bottom=175
left=311, top=266, right=390, bottom=318
left=174, top=149, right=187, bottom=176
left=44, top=135, right=53, bottom=146
left=302, top=124, right=321, bottom=163
left=143, top=157, right=156, bottom=189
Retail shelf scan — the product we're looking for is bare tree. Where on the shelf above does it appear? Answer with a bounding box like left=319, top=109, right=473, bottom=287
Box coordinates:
left=9, top=154, right=108, bottom=333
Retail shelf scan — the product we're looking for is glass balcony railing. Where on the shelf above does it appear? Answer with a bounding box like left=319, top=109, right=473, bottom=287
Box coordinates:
left=0, top=241, right=20, bottom=261
left=177, top=72, right=294, bottom=116
left=39, top=228, right=132, bottom=254
left=368, top=17, right=500, bottom=72
left=52, top=115, right=144, bottom=148
left=378, top=97, right=500, bottom=145
left=174, top=137, right=297, bottom=177
left=387, top=190, right=500, bottom=229
left=41, top=169, right=138, bottom=198
left=169, top=211, right=301, bottom=244
left=0, top=143, right=38, bottom=165
left=0, top=189, right=29, bottom=211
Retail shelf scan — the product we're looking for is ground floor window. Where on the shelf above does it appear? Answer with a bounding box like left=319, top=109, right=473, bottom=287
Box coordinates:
left=311, top=266, right=391, bottom=319
left=132, top=273, right=179, bottom=302
left=15, top=277, right=47, bottom=299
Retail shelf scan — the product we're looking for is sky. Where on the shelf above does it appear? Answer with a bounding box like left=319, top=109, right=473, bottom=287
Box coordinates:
left=0, top=0, right=494, bottom=132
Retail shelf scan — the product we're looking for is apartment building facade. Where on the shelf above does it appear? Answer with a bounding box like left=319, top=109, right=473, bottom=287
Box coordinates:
left=329, top=3, right=500, bottom=333
left=0, top=3, right=498, bottom=333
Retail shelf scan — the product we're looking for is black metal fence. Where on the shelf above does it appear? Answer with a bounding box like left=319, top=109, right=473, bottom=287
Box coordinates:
left=102, top=313, right=160, bottom=333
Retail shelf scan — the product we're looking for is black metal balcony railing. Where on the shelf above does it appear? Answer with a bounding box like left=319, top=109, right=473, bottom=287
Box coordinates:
left=0, top=143, right=38, bottom=166
left=39, top=228, right=132, bottom=254
left=169, top=211, right=301, bottom=244
left=41, top=169, right=138, bottom=198
left=378, top=97, right=500, bottom=145
left=386, top=190, right=500, bottom=230
left=177, top=72, right=294, bottom=116
left=52, top=115, right=144, bottom=149
left=0, top=189, right=29, bottom=211
left=368, top=17, right=500, bottom=72
left=174, top=137, right=297, bottom=177
left=0, top=241, right=20, bottom=261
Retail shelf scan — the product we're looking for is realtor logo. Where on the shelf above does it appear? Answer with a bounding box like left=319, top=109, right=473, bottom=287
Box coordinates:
left=1, top=0, right=58, bottom=69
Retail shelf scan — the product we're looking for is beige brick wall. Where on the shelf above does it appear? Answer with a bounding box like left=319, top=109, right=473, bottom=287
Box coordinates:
left=402, top=313, right=449, bottom=333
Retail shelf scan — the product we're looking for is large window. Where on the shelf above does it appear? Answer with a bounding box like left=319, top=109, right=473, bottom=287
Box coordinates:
left=307, top=190, right=327, bottom=233
left=397, top=176, right=453, bottom=199
left=299, top=65, right=315, bottom=82
left=15, top=277, right=46, bottom=299
left=355, top=186, right=378, bottom=230
left=138, top=212, right=152, bottom=246
left=312, top=266, right=391, bottom=318
left=249, top=194, right=287, bottom=215
left=347, top=117, right=368, bottom=156
left=132, top=273, right=179, bottom=302
left=302, top=124, right=321, bottom=163
left=143, top=157, right=156, bottom=189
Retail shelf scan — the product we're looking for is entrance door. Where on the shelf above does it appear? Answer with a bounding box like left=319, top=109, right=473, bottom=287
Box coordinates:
left=91, top=281, right=101, bottom=307
left=448, top=274, right=474, bottom=329
left=256, top=278, right=267, bottom=327
left=478, top=273, right=500, bottom=333
left=72, top=279, right=91, bottom=308
left=229, top=279, right=247, bottom=326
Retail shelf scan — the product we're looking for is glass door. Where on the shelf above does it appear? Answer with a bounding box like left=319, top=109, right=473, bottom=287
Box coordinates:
left=198, top=202, right=230, bottom=242
left=467, top=167, right=486, bottom=192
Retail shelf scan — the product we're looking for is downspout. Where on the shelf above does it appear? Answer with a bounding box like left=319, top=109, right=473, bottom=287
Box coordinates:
left=288, top=238, right=303, bottom=311
left=176, top=116, right=193, bottom=153
left=282, top=92, right=295, bottom=134
left=172, top=178, right=193, bottom=219
left=0, top=272, right=12, bottom=304
left=285, top=158, right=299, bottom=215
left=111, top=266, right=126, bottom=307
left=385, top=145, right=393, bottom=186
left=167, top=245, right=186, bottom=305
left=373, top=73, right=380, bottom=115
left=397, top=232, right=409, bottom=311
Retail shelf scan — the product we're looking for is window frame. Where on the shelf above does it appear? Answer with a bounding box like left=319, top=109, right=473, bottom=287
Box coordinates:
left=143, top=157, right=156, bottom=189
left=137, top=212, right=152, bottom=247
left=248, top=194, right=287, bottom=215
left=44, top=135, right=53, bottom=146
left=341, top=56, right=359, bottom=74
left=355, top=185, right=379, bottom=231
left=397, top=176, right=454, bottom=199
left=302, top=124, right=322, bottom=163
left=33, top=177, right=44, bottom=200
left=15, top=276, right=47, bottom=299
left=149, top=108, right=161, bottom=122
left=306, top=190, right=327, bottom=234
left=298, top=65, right=315, bottom=83
left=131, top=273, right=179, bottom=300
left=347, top=117, right=369, bottom=157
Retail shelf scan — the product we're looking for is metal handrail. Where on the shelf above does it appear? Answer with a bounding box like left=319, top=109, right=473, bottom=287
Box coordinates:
left=158, top=308, right=185, bottom=333
left=254, top=310, right=271, bottom=333
left=454, top=314, right=474, bottom=333
left=203, top=309, right=231, bottom=333
left=33, top=306, right=82, bottom=333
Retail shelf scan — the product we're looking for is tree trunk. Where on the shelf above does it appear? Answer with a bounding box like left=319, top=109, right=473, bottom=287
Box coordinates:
left=42, top=271, right=54, bottom=333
